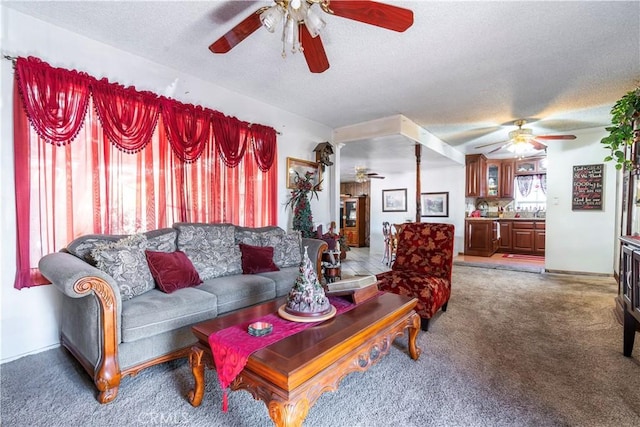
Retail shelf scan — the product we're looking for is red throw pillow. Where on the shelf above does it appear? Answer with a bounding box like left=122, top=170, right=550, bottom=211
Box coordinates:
left=145, top=250, right=202, bottom=293
left=240, top=243, right=280, bottom=274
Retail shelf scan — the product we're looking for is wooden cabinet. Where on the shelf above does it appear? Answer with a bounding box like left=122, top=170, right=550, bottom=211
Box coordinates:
left=341, top=196, right=366, bottom=247
left=464, top=219, right=499, bottom=256
left=620, top=238, right=640, bottom=356
left=465, top=154, right=487, bottom=197
left=498, top=221, right=512, bottom=251
left=486, top=160, right=501, bottom=197
left=497, top=219, right=545, bottom=255
left=466, top=155, right=515, bottom=198
left=500, top=160, right=515, bottom=198
left=340, top=182, right=371, bottom=246
left=516, top=157, right=547, bottom=175
left=534, top=222, right=546, bottom=254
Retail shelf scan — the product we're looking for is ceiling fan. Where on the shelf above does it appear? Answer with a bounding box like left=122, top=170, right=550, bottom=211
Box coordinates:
left=209, top=0, right=414, bottom=73
left=355, top=166, right=385, bottom=182
left=474, top=119, right=577, bottom=155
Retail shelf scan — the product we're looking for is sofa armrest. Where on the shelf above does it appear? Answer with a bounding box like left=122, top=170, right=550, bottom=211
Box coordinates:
left=39, top=252, right=121, bottom=302
left=39, top=252, right=123, bottom=403
left=302, top=237, right=329, bottom=279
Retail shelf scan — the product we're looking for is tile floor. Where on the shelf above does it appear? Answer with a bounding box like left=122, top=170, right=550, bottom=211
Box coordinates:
left=340, top=247, right=545, bottom=276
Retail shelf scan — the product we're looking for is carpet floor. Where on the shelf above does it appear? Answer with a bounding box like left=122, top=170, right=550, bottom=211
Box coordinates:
left=2, top=265, right=639, bottom=426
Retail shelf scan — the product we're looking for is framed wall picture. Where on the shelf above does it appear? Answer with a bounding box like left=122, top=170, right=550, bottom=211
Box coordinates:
left=286, top=157, right=322, bottom=190
left=421, top=192, right=449, bottom=217
left=382, top=188, right=407, bottom=212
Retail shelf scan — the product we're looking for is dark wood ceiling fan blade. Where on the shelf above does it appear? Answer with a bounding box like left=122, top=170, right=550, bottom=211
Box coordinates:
left=534, top=134, right=577, bottom=140
left=300, top=25, right=330, bottom=73
left=326, top=1, right=414, bottom=32
left=209, top=9, right=264, bottom=54
left=366, top=172, right=379, bottom=176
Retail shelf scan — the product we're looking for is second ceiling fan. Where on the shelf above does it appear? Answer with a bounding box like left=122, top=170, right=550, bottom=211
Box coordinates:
left=209, top=0, right=414, bottom=73
left=474, top=119, right=577, bottom=155
left=355, top=166, right=385, bottom=182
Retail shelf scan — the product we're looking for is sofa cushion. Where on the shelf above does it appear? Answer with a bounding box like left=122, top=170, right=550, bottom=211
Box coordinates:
left=235, top=225, right=284, bottom=245
left=144, top=228, right=178, bottom=252
left=262, top=231, right=302, bottom=268
left=145, top=250, right=202, bottom=293
left=196, top=274, right=276, bottom=314
left=120, top=287, right=218, bottom=342
left=92, top=234, right=155, bottom=300
left=174, top=223, right=242, bottom=280
left=239, top=243, right=280, bottom=274
left=66, top=234, right=126, bottom=265
left=256, top=266, right=299, bottom=297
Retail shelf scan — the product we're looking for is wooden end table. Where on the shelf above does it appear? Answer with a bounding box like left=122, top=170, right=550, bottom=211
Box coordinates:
left=187, top=292, right=421, bottom=427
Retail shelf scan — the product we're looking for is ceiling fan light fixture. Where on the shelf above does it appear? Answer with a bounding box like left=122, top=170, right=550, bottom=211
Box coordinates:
left=304, top=4, right=326, bottom=38
left=260, top=5, right=284, bottom=33
left=281, top=15, right=301, bottom=55
left=507, top=140, right=534, bottom=154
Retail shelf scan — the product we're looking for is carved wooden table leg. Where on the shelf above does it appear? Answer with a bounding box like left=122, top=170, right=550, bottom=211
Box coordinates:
left=188, top=345, right=206, bottom=406
left=407, top=312, right=422, bottom=360
left=268, top=398, right=310, bottom=427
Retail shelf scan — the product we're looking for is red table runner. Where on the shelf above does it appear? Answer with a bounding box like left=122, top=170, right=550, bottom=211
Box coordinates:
left=208, top=296, right=359, bottom=411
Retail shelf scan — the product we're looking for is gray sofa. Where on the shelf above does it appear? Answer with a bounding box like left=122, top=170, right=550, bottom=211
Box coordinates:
left=38, top=222, right=327, bottom=404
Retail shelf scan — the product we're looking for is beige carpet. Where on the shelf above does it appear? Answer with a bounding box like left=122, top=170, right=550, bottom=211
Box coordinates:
left=1, top=266, right=639, bottom=426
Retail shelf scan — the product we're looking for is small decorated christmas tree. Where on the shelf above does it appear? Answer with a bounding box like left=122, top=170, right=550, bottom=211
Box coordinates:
left=285, top=246, right=331, bottom=316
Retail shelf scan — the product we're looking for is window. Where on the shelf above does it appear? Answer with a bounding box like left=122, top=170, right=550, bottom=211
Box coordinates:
left=514, top=174, right=547, bottom=211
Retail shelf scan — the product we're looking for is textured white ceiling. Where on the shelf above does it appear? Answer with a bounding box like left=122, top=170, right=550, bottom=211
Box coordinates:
left=4, top=1, right=640, bottom=178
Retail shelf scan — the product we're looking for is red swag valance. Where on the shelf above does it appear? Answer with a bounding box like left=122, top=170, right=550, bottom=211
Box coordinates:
left=14, top=56, right=277, bottom=169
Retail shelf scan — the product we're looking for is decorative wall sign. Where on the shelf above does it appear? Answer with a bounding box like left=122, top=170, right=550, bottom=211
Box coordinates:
left=421, top=192, right=449, bottom=217
left=382, top=188, right=407, bottom=212
left=572, top=164, right=604, bottom=210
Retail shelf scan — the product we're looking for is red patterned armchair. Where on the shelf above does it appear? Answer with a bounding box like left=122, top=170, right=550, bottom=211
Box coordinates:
left=376, top=222, right=455, bottom=331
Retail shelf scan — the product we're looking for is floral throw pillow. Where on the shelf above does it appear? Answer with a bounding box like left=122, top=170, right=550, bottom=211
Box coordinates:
left=262, top=231, right=302, bottom=268
left=175, top=223, right=242, bottom=280
left=91, top=234, right=155, bottom=301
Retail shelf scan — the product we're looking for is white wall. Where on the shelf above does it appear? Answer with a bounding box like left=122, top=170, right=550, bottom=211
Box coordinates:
left=368, top=163, right=465, bottom=257
left=0, top=8, right=332, bottom=362
left=545, top=127, right=616, bottom=274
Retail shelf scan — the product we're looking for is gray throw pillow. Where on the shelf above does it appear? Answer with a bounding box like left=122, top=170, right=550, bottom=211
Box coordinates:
left=175, top=223, right=241, bottom=280
left=91, top=234, right=155, bottom=301
left=262, top=231, right=302, bottom=268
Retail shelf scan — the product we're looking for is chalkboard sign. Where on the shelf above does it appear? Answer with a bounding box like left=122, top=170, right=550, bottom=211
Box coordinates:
left=572, top=164, right=604, bottom=210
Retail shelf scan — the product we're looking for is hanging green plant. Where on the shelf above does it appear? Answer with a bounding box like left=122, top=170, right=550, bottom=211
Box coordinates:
left=285, top=170, right=322, bottom=238
left=601, top=87, right=640, bottom=170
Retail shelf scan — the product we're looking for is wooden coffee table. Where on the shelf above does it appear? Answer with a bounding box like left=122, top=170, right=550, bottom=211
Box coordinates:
left=187, top=292, right=421, bottom=427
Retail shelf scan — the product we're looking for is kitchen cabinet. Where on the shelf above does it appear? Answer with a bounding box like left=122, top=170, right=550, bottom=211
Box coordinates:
left=507, top=220, right=545, bottom=254
left=465, top=154, right=487, bottom=197
left=341, top=196, right=366, bottom=247
left=498, top=221, right=512, bottom=251
left=516, top=157, right=547, bottom=175
left=486, top=160, right=501, bottom=197
left=466, top=155, right=515, bottom=198
left=534, top=222, right=546, bottom=254
left=500, top=160, right=515, bottom=198
left=464, top=219, right=499, bottom=256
